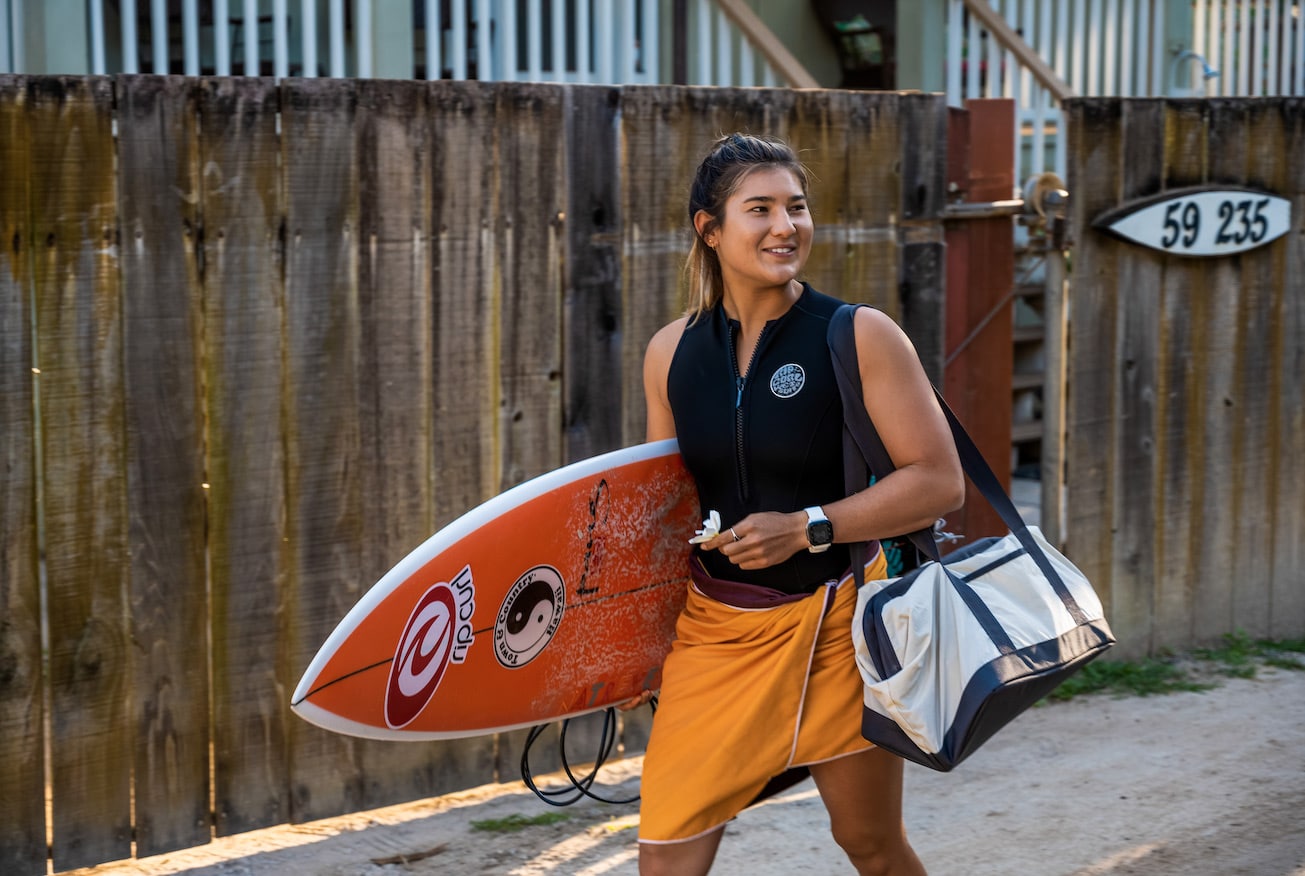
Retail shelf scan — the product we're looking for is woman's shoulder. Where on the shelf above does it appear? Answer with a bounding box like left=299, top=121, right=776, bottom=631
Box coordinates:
left=650, top=314, right=691, bottom=345
left=851, top=304, right=906, bottom=340
left=645, top=315, right=691, bottom=364
left=850, top=305, right=921, bottom=379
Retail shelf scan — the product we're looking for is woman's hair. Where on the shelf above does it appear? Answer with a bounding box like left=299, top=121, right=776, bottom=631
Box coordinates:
left=684, top=133, right=809, bottom=321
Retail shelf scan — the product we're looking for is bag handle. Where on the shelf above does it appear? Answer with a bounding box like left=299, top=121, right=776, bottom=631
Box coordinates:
left=828, top=305, right=1090, bottom=625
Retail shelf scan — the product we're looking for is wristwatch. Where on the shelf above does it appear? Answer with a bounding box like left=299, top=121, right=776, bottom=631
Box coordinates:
left=803, top=506, right=833, bottom=553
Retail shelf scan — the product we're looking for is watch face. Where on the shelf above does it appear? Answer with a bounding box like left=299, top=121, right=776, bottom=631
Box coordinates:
left=808, top=520, right=833, bottom=546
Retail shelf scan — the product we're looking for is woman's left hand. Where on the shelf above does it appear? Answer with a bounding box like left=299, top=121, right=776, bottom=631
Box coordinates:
left=703, top=511, right=805, bottom=570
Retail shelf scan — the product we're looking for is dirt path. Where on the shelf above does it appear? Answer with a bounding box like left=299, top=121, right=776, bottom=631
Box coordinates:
left=72, top=668, right=1305, bottom=876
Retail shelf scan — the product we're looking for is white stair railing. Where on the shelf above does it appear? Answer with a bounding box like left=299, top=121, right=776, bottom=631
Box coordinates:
left=1192, top=0, right=1305, bottom=97
left=96, top=0, right=664, bottom=83
left=947, top=0, right=1305, bottom=190
left=0, top=0, right=21, bottom=73
left=0, top=0, right=802, bottom=88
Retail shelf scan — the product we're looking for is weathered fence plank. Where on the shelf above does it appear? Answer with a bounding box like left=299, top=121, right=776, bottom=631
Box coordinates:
left=198, top=76, right=292, bottom=837
left=491, top=81, right=573, bottom=780
left=426, top=79, right=501, bottom=789
left=351, top=77, right=452, bottom=809
left=31, top=76, right=132, bottom=872
left=1231, top=99, right=1289, bottom=641
left=563, top=84, right=623, bottom=463
left=1152, top=101, right=1208, bottom=654
left=1270, top=100, right=1305, bottom=639
left=0, top=74, right=46, bottom=876
left=116, top=74, right=211, bottom=857
left=1110, top=99, right=1165, bottom=656
left=430, top=81, right=499, bottom=525
left=1066, top=99, right=1123, bottom=642
left=495, top=83, right=567, bottom=492
left=896, top=92, right=949, bottom=381
left=1191, top=101, right=1248, bottom=646
left=280, top=77, right=366, bottom=824
left=558, top=86, right=630, bottom=765
left=617, top=85, right=693, bottom=451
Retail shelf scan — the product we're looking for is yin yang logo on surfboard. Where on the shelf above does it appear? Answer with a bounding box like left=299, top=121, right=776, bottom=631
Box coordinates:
left=494, top=565, right=565, bottom=668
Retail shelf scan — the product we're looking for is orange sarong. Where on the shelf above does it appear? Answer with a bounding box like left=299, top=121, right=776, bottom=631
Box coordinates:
left=638, top=548, right=888, bottom=844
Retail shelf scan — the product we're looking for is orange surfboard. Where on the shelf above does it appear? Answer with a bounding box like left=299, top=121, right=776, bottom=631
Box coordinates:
left=291, top=439, right=699, bottom=740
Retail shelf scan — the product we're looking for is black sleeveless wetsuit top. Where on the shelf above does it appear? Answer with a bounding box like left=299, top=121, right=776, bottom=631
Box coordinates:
left=667, top=283, right=853, bottom=595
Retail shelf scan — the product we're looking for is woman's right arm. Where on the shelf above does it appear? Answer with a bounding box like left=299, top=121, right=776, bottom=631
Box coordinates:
left=642, top=318, right=688, bottom=442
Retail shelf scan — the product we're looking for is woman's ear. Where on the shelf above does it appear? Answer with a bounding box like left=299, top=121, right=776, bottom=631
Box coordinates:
left=693, top=209, right=716, bottom=247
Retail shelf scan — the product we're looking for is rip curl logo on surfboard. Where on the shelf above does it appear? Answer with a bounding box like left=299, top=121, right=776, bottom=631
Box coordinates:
left=384, top=565, right=475, bottom=729
left=494, top=565, right=565, bottom=668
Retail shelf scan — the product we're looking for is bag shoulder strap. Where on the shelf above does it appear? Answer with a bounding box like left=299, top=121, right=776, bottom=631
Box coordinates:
left=828, top=305, right=1089, bottom=620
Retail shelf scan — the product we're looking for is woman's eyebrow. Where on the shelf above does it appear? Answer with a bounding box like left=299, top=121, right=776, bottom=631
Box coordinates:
left=741, top=194, right=806, bottom=204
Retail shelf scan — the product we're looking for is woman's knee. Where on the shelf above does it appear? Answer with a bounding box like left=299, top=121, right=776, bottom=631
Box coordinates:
left=828, top=820, right=925, bottom=876
left=829, top=816, right=898, bottom=856
left=637, top=829, right=725, bottom=876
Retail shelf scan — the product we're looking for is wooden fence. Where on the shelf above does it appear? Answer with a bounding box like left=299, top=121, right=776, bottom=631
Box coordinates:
left=1065, top=97, right=1305, bottom=660
left=0, top=74, right=947, bottom=874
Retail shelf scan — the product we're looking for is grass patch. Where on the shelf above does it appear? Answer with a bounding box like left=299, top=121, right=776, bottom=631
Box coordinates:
left=1046, top=656, right=1214, bottom=701
left=1265, top=655, right=1305, bottom=672
left=1193, top=632, right=1305, bottom=676
left=470, top=812, right=571, bottom=833
left=1045, top=633, right=1305, bottom=703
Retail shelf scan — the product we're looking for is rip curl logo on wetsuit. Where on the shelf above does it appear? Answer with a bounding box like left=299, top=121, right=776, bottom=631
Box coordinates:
left=769, top=363, right=805, bottom=398
left=494, top=565, right=565, bottom=668
left=384, top=565, right=475, bottom=729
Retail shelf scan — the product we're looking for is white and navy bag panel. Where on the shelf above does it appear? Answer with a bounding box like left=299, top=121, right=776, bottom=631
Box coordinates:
left=829, top=304, right=1115, bottom=772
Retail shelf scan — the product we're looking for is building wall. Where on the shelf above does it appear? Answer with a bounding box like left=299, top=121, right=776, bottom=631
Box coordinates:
left=746, top=0, right=843, bottom=87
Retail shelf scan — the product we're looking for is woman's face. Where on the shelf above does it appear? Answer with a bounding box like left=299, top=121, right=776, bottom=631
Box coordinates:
left=705, top=166, right=813, bottom=295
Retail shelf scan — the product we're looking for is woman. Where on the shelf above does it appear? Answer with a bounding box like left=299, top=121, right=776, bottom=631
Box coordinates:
left=633, top=134, right=964, bottom=875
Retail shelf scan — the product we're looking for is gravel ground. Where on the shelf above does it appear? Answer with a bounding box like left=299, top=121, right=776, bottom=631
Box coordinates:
left=68, top=665, right=1305, bottom=876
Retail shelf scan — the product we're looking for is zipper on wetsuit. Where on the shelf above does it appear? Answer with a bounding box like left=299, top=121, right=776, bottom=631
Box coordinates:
left=729, top=320, right=772, bottom=505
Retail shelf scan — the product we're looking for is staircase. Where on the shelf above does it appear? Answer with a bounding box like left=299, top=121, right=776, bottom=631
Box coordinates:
left=946, top=0, right=1305, bottom=190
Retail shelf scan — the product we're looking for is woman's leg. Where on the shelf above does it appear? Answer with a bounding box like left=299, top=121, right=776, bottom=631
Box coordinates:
left=638, top=827, right=726, bottom=876
left=808, top=747, right=926, bottom=876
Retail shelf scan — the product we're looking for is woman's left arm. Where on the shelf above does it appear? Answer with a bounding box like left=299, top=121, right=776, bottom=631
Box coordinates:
left=711, top=307, right=964, bottom=570
left=830, top=306, right=965, bottom=540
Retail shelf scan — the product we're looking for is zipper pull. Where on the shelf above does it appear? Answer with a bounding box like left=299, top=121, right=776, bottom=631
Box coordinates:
left=736, top=376, right=744, bottom=408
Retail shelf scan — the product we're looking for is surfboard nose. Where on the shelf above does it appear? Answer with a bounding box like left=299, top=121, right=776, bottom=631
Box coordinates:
left=290, top=663, right=319, bottom=709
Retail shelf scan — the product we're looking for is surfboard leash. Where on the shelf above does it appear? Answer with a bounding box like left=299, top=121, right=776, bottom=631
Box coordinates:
left=520, top=698, right=656, bottom=807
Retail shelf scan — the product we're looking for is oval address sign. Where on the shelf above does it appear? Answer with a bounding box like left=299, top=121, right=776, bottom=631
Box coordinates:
left=1093, top=186, right=1291, bottom=257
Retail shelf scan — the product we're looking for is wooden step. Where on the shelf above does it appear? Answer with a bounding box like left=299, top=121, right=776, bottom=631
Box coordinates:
left=1013, top=325, right=1044, bottom=343
left=1012, top=371, right=1043, bottom=390
left=1011, top=420, right=1043, bottom=443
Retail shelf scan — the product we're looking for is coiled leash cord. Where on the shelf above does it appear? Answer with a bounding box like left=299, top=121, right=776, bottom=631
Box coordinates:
left=520, top=698, right=655, bottom=807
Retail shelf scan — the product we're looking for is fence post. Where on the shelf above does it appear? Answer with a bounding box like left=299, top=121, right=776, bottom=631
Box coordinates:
left=1041, top=212, right=1069, bottom=549
left=942, top=98, right=1015, bottom=544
